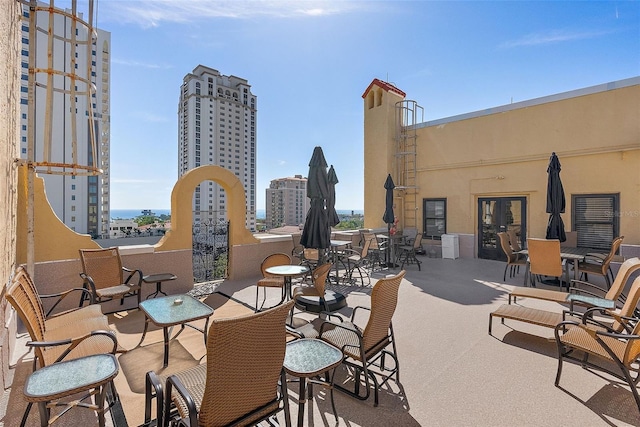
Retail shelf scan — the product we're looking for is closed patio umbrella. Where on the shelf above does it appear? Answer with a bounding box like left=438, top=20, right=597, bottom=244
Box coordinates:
left=327, top=165, right=340, bottom=228
left=545, top=152, right=567, bottom=242
left=383, top=174, right=396, bottom=267
left=300, top=146, right=331, bottom=262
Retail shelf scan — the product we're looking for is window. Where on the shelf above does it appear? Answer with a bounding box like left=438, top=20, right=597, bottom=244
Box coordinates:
left=572, top=193, right=619, bottom=250
left=423, top=198, right=446, bottom=239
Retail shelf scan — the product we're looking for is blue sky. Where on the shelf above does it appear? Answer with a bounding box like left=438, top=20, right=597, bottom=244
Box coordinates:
left=68, top=1, right=639, bottom=210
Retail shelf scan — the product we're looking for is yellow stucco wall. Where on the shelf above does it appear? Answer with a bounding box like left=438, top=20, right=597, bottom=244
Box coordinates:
left=364, top=79, right=640, bottom=251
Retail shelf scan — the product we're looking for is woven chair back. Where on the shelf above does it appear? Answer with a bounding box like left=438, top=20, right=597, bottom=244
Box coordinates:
left=527, top=238, right=563, bottom=277
left=507, top=229, right=522, bottom=252
left=261, top=253, right=291, bottom=278
left=362, top=270, right=406, bottom=352
left=604, top=257, right=640, bottom=301
left=311, top=263, right=332, bottom=296
left=6, top=267, right=47, bottom=363
left=361, top=232, right=379, bottom=250
left=497, top=232, right=516, bottom=262
left=612, top=275, right=640, bottom=333
left=198, top=300, right=294, bottom=426
left=350, top=233, right=362, bottom=249
left=413, top=233, right=423, bottom=249
left=360, top=238, right=372, bottom=259
left=79, top=247, right=124, bottom=290
left=602, top=236, right=625, bottom=269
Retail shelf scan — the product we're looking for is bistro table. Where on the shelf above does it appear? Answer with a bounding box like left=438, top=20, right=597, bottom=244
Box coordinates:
left=264, top=264, right=310, bottom=301
left=137, top=294, right=214, bottom=368
left=328, top=240, right=350, bottom=284
left=23, top=353, right=119, bottom=427
left=283, top=338, right=344, bottom=427
left=377, top=233, right=406, bottom=268
left=518, top=246, right=594, bottom=285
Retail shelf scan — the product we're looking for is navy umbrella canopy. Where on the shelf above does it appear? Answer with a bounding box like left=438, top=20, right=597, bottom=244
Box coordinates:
left=300, top=146, right=331, bottom=251
left=545, top=152, right=567, bottom=242
left=327, top=165, right=340, bottom=228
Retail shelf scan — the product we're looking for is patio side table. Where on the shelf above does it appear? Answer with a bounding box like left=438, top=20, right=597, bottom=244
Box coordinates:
left=142, top=272, right=177, bottom=299
left=283, top=338, right=344, bottom=427
left=23, top=353, right=119, bottom=427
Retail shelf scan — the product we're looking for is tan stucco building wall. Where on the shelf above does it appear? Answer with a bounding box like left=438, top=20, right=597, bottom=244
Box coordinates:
left=364, top=78, right=640, bottom=256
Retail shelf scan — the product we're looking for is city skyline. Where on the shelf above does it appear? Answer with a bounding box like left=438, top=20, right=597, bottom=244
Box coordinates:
left=57, top=1, right=639, bottom=211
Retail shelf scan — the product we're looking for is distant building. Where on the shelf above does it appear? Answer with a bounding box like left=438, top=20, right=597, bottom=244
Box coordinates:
left=265, top=175, right=309, bottom=229
left=178, top=65, right=257, bottom=230
left=109, top=219, right=138, bottom=238
left=19, top=2, right=111, bottom=238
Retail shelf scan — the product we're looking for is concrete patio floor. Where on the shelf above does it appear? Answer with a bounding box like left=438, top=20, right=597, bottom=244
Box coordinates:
left=5, top=256, right=640, bottom=426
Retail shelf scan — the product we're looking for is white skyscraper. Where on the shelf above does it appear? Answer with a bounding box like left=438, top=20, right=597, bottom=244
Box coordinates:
left=19, top=2, right=111, bottom=238
left=266, top=175, right=310, bottom=229
left=178, top=65, right=257, bottom=231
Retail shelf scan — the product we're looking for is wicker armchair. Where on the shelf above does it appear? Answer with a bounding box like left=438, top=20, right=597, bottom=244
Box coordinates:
left=6, top=266, right=119, bottom=369
left=577, top=235, right=624, bottom=289
left=525, top=238, right=569, bottom=290
left=292, top=263, right=333, bottom=312
left=396, top=234, right=423, bottom=271
left=342, top=238, right=373, bottom=286
left=146, top=301, right=294, bottom=427
left=255, top=253, right=291, bottom=312
left=498, top=232, right=526, bottom=281
left=79, top=247, right=143, bottom=308
left=290, top=270, right=406, bottom=406
left=554, top=277, right=640, bottom=412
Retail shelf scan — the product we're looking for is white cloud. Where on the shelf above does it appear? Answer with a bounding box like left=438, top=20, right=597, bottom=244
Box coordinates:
left=100, top=0, right=362, bottom=28
left=500, top=29, right=614, bottom=49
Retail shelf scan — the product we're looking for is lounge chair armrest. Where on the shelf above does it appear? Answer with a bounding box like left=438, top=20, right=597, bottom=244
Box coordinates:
left=40, top=287, right=95, bottom=316
left=166, top=374, right=199, bottom=424
left=79, top=272, right=98, bottom=294
left=27, top=330, right=118, bottom=363
left=568, top=280, right=607, bottom=297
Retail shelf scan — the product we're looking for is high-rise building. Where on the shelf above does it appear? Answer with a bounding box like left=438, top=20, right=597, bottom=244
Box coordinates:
left=265, top=175, right=309, bottom=229
left=178, top=65, right=256, bottom=231
left=19, top=2, right=110, bottom=238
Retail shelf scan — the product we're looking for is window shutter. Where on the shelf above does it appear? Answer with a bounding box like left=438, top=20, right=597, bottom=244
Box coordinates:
left=573, top=195, right=617, bottom=250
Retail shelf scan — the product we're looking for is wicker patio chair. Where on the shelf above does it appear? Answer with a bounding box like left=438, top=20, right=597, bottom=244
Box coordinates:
left=498, top=232, right=526, bottom=281
left=146, top=301, right=294, bottom=427
left=291, top=234, right=303, bottom=262
left=396, top=233, right=423, bottom=271
left=311, top=270, right=406, bottom=406
left=255, top=253, right=291, bottom=312
left=79, top=247, right=143, bottom=307
left=554, top=276, right=640, bottom=412
left=509, top=257, right=640, bottom=309
left=525, top=238, right=569, bottom=290
left=507, top=228, right=523, bottom=253
left=292, top=263, right=333, bottom=312
left=6, top=266, right=119, bottom=369
left=342, top=238, right=373, bottom=286
left=577, top=236, right=624, bottom=289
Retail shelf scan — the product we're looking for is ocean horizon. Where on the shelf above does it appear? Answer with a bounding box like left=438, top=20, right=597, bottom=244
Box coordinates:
left=111, top=208, right=363, bottom=220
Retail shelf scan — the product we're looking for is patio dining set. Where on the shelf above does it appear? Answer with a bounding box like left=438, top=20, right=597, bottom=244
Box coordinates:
left=7, top=242, right=411, bottom=427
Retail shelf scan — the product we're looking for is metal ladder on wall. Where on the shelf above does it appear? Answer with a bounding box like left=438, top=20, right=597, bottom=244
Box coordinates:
left=394, top=100, right=423, bottom=231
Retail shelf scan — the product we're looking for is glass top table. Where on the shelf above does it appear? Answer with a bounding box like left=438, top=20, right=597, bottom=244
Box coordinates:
left=138, top=294, right=214, bottom=367
left=265, top=265, right=309, bottom=301
left=283, top=338, right=343, bottom=426
left=23, top=353, right=119, bottom=427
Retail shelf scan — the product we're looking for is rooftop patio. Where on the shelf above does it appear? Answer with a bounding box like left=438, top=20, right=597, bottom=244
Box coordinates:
left=6, top=256, right=639, bottom=427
